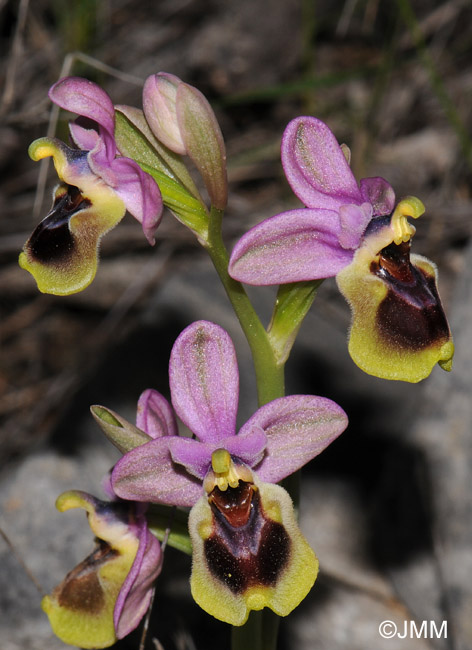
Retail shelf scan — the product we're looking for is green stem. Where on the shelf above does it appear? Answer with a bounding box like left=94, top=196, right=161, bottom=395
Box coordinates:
left=231, top=611, right=280, bottom=650
left=205, top=207, right=285, bottom=406
left=206, top=208, right=286, bottom=650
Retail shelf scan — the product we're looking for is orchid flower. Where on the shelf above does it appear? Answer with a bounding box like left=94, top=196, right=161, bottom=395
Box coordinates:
left=19, top=77, right=163, bottom=296
left=228, top=116, right=454, bottom=382
left=110, top=320, right=348, bottom=626
left=42, top=490, right=162, bottom=649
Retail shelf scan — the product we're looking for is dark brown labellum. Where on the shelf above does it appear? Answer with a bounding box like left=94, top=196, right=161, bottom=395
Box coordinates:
left=374, top=241, right=450, bottom=349
left=204, top=482, right=290, bottom=595
left=57, top=540, right=118, bottom=613
left=28, top=184, right=91, bottom=264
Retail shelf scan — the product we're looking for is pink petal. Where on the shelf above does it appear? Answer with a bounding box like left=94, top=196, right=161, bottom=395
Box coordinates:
left=169, top=321, right=239, bottom=444
left=282, top=117, right=362, bottom=209
left=111, top=438, right=202, bottom=507
left=239, top=395, right=348, bottom=482
left=49, top=76, right=116, bottom=159
left=69, top=122, right=100, bottom=151
left=338, top=202, right=373, bottom=250
left=359, top=177, right=395, bottom=216
left=166, top=426, right=268, bottom=479
left=223, top=427, right=267, bottom=468
left=229, top=208, right=354, bottom=285
left=168, top=437, right=214, bottom=480
left=136, top=389, right=178, bottom=438
left=111, top=156, right=163, bottom=244
left=114, top=513, right=162, bottom=638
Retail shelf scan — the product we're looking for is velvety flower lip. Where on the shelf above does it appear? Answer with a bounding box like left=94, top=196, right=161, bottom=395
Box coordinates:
left=20, top=77, right=163, bottom=295
left=336, top=197, right=454, bottom=382
left=111, top=320, right=348, bottom=506
left=111, top=320, right=347, bottom=625
left=41, top=490, right=162, bottom=649
left=228, top=116, right=395, bottom=286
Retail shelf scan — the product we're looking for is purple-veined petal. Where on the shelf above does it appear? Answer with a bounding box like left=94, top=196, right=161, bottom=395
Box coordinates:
left=239, top=395, right=348, bottom=482
left=136, top=389, right=178, bottom=438
left=112, top=438, right=202, bottom=507
left=114, top=511, right=162, bottom=639
left=111, top=156, right=163, bottom=244
left=338, top=202, right=373, bottom=250
left=229, top=208, right=354, bottom=285
left=169, top=321, right=239, bottom=443
left=359, top=177, right=395, bottom=216
left=49, top=76, right=116, bottom=161
left=282, top=116, right=362, bottom=209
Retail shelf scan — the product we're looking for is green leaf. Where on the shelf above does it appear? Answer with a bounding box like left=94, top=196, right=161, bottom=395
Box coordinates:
left=147, top=505, right=192, bottom=555
left=140, top=163, right=209, bottom=237
left=267, top=280, right=322, bottom=364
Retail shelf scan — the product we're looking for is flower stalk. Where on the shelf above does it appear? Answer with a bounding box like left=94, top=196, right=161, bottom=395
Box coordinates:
left=205, top=206, right=285, bottom=407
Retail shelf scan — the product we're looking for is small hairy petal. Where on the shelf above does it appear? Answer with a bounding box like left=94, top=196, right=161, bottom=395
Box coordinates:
left=281, top=116, right=362, bottom=209
left=169, top=321, right=239, bottom=443
left=168, top=437, right=214, bottom=480
left=69, top=122, right=101, bottom=151
left=136, top=389, right=178, bottom=438
left=238, top=395, right=348, bottom=482
left=229, top=208, right=354, bottom=285
left=222, top=427, right=268, bottom=469
left=359, top=177, right=395, bottom=216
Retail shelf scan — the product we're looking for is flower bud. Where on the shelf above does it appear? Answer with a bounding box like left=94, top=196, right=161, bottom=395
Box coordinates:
left=143, top=73, right=187, bottom=155
left=144, top=73, right=228, bottom=209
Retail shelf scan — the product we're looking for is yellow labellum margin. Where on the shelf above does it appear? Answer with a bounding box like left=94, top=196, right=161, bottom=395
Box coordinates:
left=41, top=491, right=139, bottom=649
left=337, top=197, right=454, bottom=382
left=19, top=138, right=126, bottom=295
left=189, top=454, right=318, bottom=626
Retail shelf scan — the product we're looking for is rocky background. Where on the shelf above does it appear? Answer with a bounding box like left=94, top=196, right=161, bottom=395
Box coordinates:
left=1, top=1, right=472, bottom=649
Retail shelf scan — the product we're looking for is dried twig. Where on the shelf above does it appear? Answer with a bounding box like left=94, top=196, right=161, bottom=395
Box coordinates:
left=0, top=0, right=30, bottom=115
left=0, top=524, right=44, bottom=595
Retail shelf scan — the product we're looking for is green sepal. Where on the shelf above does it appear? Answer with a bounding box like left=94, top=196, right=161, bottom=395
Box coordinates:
left=114, top=108, right=209, bottom=238
left=115, top=107, right=200, bottom=198
left=90, top=405, right=151, bottom=454
left=147, top=505, right=192, bottom=555
left=267, top=280, right=322, bottom=364
left=140, top=162, right=209, bottom=238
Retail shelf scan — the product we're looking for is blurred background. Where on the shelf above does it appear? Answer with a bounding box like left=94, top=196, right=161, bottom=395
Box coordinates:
left=1, top=1, right=471, bottom=649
